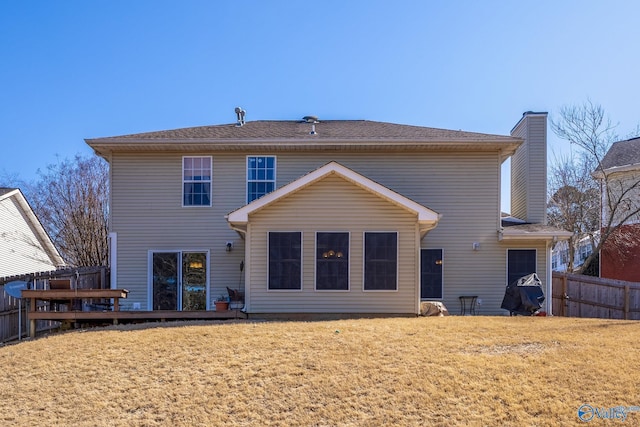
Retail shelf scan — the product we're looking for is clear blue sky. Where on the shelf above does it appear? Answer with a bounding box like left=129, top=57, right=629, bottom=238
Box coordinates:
left=1, top=1, right=639, bottom=211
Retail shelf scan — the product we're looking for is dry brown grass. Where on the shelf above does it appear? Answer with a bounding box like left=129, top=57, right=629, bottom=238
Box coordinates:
left=1, top=316, right=639, bottom=426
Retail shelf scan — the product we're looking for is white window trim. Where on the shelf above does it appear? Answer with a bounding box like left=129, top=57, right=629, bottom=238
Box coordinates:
left=314, top=231, right=351, bottom=292
left=246, top=155, right=277, bottom=204
left=267, top=231, right=303, bottom=292
left=147, top=249, right=211, bottom=311
left=182, top=156, right=212, bottom=208
left=362, top=231, right=399, bottom=292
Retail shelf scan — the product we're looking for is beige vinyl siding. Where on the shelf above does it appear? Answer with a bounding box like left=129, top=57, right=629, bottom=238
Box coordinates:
left=111, top=148, right=540, bottom=314
left=511, top=114, right=547, bottom=224
left=247, top=174, right=419, bottom=313
left=110, top=153, right=247, bottom=310
left=268, top=152, right=508, bottom=313
left=0, top=196, right=59, bottom=277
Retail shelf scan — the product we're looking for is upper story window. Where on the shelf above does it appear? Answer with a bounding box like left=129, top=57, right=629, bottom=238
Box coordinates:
left=247, top=156, right=276, bottom=203
left=183, top=156, right=212, bottom=207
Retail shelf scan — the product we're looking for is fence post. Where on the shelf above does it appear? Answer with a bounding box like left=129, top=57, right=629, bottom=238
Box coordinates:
left=624, top=285, right=630, bottom=320
left=562, top=275, right=568, bottom=317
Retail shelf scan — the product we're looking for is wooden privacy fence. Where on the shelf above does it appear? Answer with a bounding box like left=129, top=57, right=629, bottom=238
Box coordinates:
left=0, top=266, right=109, bottom=342
left=552, top=272, right=640, bottom=320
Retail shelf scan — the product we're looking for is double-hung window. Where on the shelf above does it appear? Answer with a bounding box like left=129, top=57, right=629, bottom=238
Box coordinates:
left=364, top=232, right=398, bottom=290
left=183, top=156, right=212, bottom=207
left=247, top=156, right=276, bottom=203
left=316, top=232, right=349, bottom=290
left=268, top=232, right=302, bottom=290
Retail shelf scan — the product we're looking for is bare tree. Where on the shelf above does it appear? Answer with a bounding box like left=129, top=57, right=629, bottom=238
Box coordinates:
left=547, top=154, right=599, bottom=272
left=550, top=100, right=640, bottom=274
left=26, top=154, right=109, bottom=267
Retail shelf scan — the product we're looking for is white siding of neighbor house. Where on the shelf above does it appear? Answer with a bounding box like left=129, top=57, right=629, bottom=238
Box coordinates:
left=246, top=174, right=419, bottom=313
left=0, top=196, right=59, bottom=277
left=109, top=149, right=549, bottom=314
left=602, top=170, right=640, bottom=226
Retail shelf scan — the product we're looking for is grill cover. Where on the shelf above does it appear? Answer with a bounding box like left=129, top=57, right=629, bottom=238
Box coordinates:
left=501, top=273, right=545, bottom=315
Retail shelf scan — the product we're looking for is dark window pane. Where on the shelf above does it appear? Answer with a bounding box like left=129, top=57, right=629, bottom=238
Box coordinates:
left=269, top=232, right=301, bottom=290
left=364, top=232, right=397, bottom=290
left=153, top=252, right=178, bottom=310
left=507, top=249, right=536, bottom=286
left=316, top=232, right=349, bottom=290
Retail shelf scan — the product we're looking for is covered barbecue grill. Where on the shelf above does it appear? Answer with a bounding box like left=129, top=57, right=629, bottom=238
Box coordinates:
left=501, top=273, right=545, bottom=315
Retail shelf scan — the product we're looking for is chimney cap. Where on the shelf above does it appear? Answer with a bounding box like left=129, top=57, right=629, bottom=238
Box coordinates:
left=302, top=115, right=319, bottom=123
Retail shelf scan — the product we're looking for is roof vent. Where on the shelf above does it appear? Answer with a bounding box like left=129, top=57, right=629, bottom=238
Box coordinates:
left=302, top=115, right=319, bottom=123
left=309, top=124, right=317, bottom=135
left=235, top=107, right=246, bottom=126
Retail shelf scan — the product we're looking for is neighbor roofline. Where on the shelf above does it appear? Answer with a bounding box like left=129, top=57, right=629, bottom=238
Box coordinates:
left=1, top=189, right=65, bottom=267
left=498, top=228, right=572, bottom=241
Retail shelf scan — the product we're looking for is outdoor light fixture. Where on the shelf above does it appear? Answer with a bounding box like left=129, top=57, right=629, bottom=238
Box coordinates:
left=226, top=241, right=233, bottom=252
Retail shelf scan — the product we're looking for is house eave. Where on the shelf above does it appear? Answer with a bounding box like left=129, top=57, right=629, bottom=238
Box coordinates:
left=498, top=229, right=573, bottom=241
left=86, top=138, right=522, bottom=159
left=593, top=162, right=640, bottom=179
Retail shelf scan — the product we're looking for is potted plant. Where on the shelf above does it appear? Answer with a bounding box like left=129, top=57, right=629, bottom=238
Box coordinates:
left=214, top=295, right=229, bottom=311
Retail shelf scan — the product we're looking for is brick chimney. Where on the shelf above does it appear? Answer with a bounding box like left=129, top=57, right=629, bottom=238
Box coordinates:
left=510, top=112, right=548, bottom=225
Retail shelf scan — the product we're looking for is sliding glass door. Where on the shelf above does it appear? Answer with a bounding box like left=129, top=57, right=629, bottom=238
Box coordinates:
left=151, top=251, right=208, bottom=311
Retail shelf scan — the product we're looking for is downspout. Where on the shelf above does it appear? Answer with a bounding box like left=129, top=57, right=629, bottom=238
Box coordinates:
left=226, top=220, right=249, bottom=312
left=108, top=232, right=117, bottom=289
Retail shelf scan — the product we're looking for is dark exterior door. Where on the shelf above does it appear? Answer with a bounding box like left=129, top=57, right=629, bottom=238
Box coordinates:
left=507, top=249, right=536, bottom=286
left=421, top=249, right=443, bottom=299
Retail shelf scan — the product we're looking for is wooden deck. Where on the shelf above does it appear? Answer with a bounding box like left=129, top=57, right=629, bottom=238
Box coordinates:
left=27, top=309, right=247, bottom=321
left=22, top=288, right=247, bottom=337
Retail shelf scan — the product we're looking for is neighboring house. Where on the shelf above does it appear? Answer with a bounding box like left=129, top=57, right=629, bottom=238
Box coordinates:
left=86, top=111, right=570, bottom=315
left=551, top=232, right=597, bottom=272
left=598, top=137, right=640, bottom=282
left=0, top=188, right=65, bottom=277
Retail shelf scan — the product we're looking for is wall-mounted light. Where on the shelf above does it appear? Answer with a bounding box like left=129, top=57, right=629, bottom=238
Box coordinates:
left=472, top=242, right=480, bottom=251
left=226, top=241, right=233, bottom=252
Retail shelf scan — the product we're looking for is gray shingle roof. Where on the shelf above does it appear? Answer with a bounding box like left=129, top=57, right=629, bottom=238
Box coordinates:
left=87, top=120, right=519, bottom=142
left=601, top=137, right=640, bottom=170
left=0, top=188, right=17, bottom=197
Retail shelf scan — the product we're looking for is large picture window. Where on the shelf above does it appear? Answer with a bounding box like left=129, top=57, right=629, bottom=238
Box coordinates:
left=183, top=156, right=212, bottom=206
left=316, top=232, right=349, bottom=290
left=247, top=156, right=276, bottom=203
left=364, top=232, right=398, bottom=291
left=268, top=232, right=302, bottom=290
